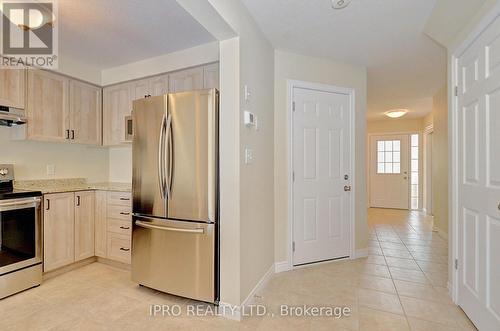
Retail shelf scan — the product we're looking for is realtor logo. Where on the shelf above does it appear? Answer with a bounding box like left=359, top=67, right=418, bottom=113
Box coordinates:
left=1, top=0, right=58, bottom=68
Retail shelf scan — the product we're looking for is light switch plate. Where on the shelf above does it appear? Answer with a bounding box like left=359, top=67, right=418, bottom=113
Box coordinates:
left=245, top=148, right=254, bottom=165
left=46, top=164, right=55, bottom=176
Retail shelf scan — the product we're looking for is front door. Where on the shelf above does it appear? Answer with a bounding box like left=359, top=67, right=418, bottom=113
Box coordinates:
left=369, top=135, right=409, bottom=209
left=456, top=11, right=500, bottom=331
left=292, top=86, right=352, bottom=266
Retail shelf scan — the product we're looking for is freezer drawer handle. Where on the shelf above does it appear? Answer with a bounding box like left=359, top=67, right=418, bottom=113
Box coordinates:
left=135, top=220, right=205, bottom=234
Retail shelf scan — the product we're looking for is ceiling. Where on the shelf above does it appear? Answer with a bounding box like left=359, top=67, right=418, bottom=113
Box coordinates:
left=241, top=0, right=447, bottom=121
left=58, top=0, right=215, bottom=70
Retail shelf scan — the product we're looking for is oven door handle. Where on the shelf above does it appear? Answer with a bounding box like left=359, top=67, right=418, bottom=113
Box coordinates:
left=0, top=198, right=41, bottom=211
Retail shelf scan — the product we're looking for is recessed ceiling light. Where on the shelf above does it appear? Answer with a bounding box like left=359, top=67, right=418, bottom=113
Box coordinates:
left=385, top=109, right=409, bottom=118
left=332, top=0, right=352, bottom=10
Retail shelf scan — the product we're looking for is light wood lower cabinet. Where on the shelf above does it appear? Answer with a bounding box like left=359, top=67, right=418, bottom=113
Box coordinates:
left=94, top=191, right=107, bottom=258
left=43, top=191, right=95, bottom=272
left=43, top=193, right=75, bottom=272
left=107, top=233, right=131, bottom=264
left=74, top=191, right=95, bottom=261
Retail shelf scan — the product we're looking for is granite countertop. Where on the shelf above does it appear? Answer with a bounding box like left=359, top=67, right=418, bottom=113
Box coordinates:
left=14, top=178, right=131, bottom=194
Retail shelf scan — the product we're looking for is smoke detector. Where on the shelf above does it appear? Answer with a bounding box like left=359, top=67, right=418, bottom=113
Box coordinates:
left=332, top=0, right=352, bottom=9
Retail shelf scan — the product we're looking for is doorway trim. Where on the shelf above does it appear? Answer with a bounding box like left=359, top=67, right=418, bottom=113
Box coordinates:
left=286, top=80, right=356, bottom=270
left=450, top=2, right=500, bottom=303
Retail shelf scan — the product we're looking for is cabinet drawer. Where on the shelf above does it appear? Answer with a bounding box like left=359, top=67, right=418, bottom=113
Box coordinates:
left=107, top=205, right=131, bottom=220
left=107, top=233, right=131, bottom=264
left=107, top=219, right=131, bottom=236
left=107, top=192, right=131, bottom=206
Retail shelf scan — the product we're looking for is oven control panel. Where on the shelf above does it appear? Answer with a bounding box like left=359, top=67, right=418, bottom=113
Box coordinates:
left=0, top=164, right=14, bottom=181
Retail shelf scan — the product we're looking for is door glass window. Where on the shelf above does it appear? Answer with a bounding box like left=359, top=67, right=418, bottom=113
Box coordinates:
left=377, top=140, right=401, bottom=174
left=410, top=134, right=420, bottom=209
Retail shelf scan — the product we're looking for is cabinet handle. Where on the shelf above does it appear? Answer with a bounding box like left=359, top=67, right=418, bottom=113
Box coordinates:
left=120, top=247, right=130, bottom=252
left=76, top=195, right=80, bottom=206
left=119, top=198, right=130, bottom=201
left=120, top=212, right=130, bottom=215
left=71, top=130, right=75, bottom=140
left=119, top=226, right=130, bottom=230
left=46, top=199, right=50, bottom=210
left=66, top=130, right=70, bottom=139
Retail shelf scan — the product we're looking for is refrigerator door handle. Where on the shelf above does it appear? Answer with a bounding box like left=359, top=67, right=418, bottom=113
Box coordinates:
left=165, top=113, right=173, bottom=200
left=136, top=220, right=204, bottom=234
left=158, top=114, right=167, bottom=199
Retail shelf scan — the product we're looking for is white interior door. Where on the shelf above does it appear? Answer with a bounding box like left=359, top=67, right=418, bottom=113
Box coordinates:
left=292, top=86, right=352, bottom=266
left=456, top=12, right=500, bottom=331
left=369, top=135, right=409, bottom=209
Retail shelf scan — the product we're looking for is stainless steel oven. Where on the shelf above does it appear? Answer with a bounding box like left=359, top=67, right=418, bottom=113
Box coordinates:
left=0, top=165, right=42, bottom=299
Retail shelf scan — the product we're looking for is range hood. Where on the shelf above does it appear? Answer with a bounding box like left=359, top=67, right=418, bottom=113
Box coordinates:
left=0, top=106, right=26, bottom=126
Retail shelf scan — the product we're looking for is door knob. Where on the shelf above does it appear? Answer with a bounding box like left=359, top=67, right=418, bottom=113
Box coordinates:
left=344, top=185, right=352, bottom=192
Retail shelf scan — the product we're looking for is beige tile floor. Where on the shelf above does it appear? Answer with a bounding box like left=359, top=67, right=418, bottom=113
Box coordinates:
left=0, top=208, right=476, bottom=330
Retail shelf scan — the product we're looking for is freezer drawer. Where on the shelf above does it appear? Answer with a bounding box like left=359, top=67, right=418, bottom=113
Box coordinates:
left=131, top=216, right=215, bottom=303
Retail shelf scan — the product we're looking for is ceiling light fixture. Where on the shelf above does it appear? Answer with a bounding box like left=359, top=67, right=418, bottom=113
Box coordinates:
left=332, top=0, right=352, bottom=10
left=385, top=109, right=409, bottom=118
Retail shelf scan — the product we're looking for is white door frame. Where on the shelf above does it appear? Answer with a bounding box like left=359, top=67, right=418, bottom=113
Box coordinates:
left=366, top=131, right=422, bottom=210
left=450, top=2, right=500, bottom=303
left=286, top=80, right=356, bottom=270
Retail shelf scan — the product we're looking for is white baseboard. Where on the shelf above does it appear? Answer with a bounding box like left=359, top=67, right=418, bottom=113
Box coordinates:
left=241, top=264, right=275, bottom=307
left=219, top=263, right=275, bottom=321
left=217, top=302, right=242, bottom=321
left=274, top=261, right=291, bottom=273
left=436, top=228, right=448, bottom=241
left=447, top=281, right=456, bottom=303
left=353, top=248, right=368, bottom=259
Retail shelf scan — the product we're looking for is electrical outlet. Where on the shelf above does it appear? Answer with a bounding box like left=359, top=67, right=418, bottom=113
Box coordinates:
left=245, top=148, right=254, bottom=165
left=46, top=164, right=55, bottom=176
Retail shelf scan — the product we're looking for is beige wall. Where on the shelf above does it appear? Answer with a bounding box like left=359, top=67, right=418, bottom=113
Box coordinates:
left=209, top=0, right=275, bottom=305
left=367, top=118, right=424, bottom=134
left=274, top=50, right=368, bottom=263
left=0, top=128, right=108, bottom=182
left=430, top=85, right=448, bottom=234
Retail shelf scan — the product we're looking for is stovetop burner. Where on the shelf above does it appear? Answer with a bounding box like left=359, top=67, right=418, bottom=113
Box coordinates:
left=0, top=165, right=41, bottom=201
left=0, top=189, right=42, bottom=200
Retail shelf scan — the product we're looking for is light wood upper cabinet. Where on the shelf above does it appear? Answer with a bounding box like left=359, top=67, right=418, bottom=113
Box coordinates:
left=203, top=63, right=219, bottom=89
left=149, top=74, right=169, bottom=96
left=0, top=68, right=26, bottom=109
left=131, top=78, right=150, bottom=101
left=169, top=67, right=204, bottom=93
left=74, top=191, right=95, bottom=261
left=94, top=191, right=107, bottom=258
left=103, top=83, right=132, bottom=146
left=69, top=81, right=102, bottom=145
left=43, top=192, right=75, bottom=272
left=26, top=69, right=70, bottom=142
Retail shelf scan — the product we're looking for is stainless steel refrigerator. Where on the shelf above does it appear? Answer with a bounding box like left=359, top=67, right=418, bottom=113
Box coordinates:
left=131, top=89, right=219, bottom=303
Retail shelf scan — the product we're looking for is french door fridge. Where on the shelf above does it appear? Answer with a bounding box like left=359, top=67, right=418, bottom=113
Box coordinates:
left=131, top=89, right=219, bottom=303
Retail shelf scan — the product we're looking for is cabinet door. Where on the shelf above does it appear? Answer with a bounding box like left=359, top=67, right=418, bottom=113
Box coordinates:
left=94, top=191, right=107, bottom=258
left=0, top=68, right=26, bottom=109
left=74, top=191, right=95, bottom=261
left=169, top=67, right=204, bottom=93
left=203, top=63, right=219, bottom=89
left=131, top=78, right=150, bottom=102
left=103, top=83, right=132, bottom=146
left=149, top=74, right=169, bottom=96
left=26, top=70, right=70, bottom=142
left=43, top=193, right=75, bottom=272
left=69, top=80, right=102, bottom=145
